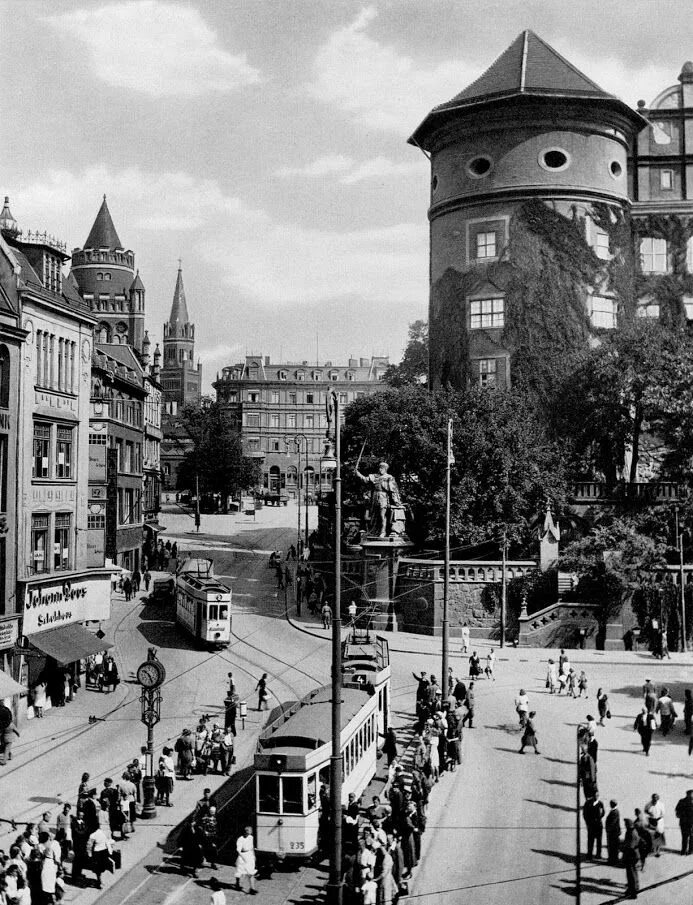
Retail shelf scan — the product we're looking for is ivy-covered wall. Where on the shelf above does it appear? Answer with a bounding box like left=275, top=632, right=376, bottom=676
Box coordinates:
left=429, top=198, right=641, bottom=409
left=632, top=213, right=693, bottom=325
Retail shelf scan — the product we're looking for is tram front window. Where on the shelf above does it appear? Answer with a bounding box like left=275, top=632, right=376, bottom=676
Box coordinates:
left=282, top=776, right=303, bottom=814
left=208, top=605, right=218, bottom=620
left=219, top=605, right=229, bottom=620
left=258, top=775, right=280, bottom=813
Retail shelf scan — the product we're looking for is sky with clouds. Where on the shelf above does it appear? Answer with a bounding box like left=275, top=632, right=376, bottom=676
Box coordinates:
left=1, top=0, right=689, bottom=388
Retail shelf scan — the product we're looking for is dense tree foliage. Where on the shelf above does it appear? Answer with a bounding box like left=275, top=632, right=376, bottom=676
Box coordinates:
left=177, top=402, right=260, bottom=505
left=554, top=320, right=691, bottom=482
left=341, top=385, right=567, bottom=550
left=383, top=320, right=429, bottom=387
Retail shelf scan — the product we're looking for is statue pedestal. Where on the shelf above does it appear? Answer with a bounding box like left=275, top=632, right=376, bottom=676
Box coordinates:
left=359, top=536, right=414, bottom=631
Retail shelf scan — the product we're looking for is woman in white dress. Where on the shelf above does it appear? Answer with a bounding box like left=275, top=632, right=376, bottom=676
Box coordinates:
left=33, top=680, right=47, bottom=717
left=235, top=826, right=257, bottom=894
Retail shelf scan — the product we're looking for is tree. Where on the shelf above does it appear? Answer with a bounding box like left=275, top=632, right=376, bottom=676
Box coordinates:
left=383, top=320, right=428, bottom=387
left=341, top=385, right=567, bottom=549
left=554, top=320, right=689, bottom=483
left=177, top=402, right=260, bottom=506
left=559, top=515, right=667, bottom=645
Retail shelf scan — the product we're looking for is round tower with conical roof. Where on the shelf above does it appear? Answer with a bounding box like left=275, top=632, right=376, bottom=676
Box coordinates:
left=409, top=30, right=646, bottom=392
left=70, top=196, right=145, bottom=352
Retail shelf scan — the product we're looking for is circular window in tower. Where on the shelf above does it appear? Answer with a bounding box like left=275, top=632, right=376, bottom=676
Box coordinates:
left=539, top=147, right=571, bottom=172
left=466, top=155, right=493, bottom=178
left=609, top=160, right=623, bottom=179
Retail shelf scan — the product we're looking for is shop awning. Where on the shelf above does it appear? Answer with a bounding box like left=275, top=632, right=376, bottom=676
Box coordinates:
left=0, top=669, right=26, bottom=698
left=27, top=623, right=113, bottom=665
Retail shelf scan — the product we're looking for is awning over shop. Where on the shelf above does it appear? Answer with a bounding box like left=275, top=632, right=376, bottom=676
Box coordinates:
left=0, top=669, right=26, bottom=698
left=26, top=623, right=113, bottom=666
left=144, top=521, right=165, bottom=533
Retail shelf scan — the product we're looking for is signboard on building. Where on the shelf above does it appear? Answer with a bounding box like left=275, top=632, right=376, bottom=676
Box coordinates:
left=89, top=443, right=107, bottom=482
left=22, top=574, right=111, bottom=635
left=0, top=619, right=19, bottom=650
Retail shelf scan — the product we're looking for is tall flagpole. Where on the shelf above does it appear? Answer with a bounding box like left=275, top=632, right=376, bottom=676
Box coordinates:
left=442, top=418, right=452, bottom=694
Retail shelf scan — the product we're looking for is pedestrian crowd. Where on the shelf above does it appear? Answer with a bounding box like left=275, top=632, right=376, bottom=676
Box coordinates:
left=322, top=663, right=472, bottom=905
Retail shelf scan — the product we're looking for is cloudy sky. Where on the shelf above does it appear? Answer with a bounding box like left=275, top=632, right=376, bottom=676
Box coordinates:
left=1, top=1, right=689, bottom=388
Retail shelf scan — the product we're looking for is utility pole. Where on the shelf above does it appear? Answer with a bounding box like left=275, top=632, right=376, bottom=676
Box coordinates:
left=195, top=472, right=200, bottom=533
left=500, top=527, right=507, bottom=648
left=327, top=390, right=343, bottom=905
left=442, top=418, right=452, bottom=692
left=576, top=726, right=582, bottom=905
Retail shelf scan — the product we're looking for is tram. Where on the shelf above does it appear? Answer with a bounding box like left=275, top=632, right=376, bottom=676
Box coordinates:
left=175, top=558, right=232, bottom=649
left=254, top=633, right=390, bottom=861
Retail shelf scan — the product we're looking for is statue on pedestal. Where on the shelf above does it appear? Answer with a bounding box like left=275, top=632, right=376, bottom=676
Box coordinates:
left=355, top=461, right=406, bottom=539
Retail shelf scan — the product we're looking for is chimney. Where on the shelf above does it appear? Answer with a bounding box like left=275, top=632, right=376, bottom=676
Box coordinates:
left=348, top=358, right=358, bottom=368
left=265, top=356, right=270, bottom=366
left=360, top=358, right=368, bottom=367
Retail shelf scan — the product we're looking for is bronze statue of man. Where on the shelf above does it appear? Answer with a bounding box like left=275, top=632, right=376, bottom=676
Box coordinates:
left=355, top=461, right=403, bottom=538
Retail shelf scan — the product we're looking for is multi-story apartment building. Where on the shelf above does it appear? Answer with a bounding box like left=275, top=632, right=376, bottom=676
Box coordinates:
left=0, top=210, right=27, bottom=692
left=0, top=199, right=112, bottom=706
left=142, top=338, right=163, bottom=562
left=214, top=355, right=389, bottom=497
left=90, top=346, right=147, bottom=571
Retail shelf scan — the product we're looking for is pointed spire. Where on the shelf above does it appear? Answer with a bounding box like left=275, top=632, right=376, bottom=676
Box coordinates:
left=0, top=196, right=19, bottom=237
left=84, top=195, right=123, bottom=249
left=168, top=262, right=190, bottom=325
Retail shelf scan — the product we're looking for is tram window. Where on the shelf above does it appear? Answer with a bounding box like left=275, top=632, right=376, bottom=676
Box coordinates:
left=219, top=605, right=229, bottom=620
left=282, top=776, right=303, bottom=814
left=208, top=604, right=218, bottom=620
left=307, top=773, right=317, bottom=811
left=319, top=766, right=330, bottom=787
left=258, top=775, right=280, bottom=813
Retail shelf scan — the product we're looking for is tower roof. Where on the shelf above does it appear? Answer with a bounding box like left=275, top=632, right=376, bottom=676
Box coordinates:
left=409, top=30, right=644, bottom=148
left=84, top=195, right=123, bottom=249
left=129, top=270, right=145, bottom=292
left=168, top=263, right=190, bottom=325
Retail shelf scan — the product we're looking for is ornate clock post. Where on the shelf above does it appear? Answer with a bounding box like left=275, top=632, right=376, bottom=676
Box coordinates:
left=136, top=649, right=166, bottom=820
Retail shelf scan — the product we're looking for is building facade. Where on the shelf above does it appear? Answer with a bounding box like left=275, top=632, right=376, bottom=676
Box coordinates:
left=410, top=30, right=645, bottom=392
left=89, top=346, right=147, bottom=571
left=214, top=355, right=389, bottom=497
left=629, top=63, right=693, bottom=326
left=0, top=200, right=112, bottom=706
left=0, top=219, right=27, bottom=686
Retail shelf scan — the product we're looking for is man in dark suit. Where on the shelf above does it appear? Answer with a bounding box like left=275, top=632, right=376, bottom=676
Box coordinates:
left=583, top=793, right=605, bottom=860
left=675, top=789, right=693, bottom=856
left=605, top=799, right=622, bottom=865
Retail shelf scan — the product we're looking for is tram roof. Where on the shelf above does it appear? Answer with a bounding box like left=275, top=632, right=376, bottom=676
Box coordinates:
left=260, top=686, right=371, bottom=749
left=178, top=573, right=230, bottom=594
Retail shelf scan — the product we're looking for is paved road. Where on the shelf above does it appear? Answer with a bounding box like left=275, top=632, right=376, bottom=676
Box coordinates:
left=411, top=653, right=693, bottom=904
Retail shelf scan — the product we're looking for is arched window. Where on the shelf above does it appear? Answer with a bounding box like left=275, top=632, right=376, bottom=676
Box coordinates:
left=96, top=272, right=103, bottom=280
left=286, top=465, right=297, bottom=485
left=269, top=465, right=281, bottom=492
left=303, top=466, right=315, bottom=487
left=0, top=345, right=9, bottom=408
left=97, top=324, right=110, bottom=343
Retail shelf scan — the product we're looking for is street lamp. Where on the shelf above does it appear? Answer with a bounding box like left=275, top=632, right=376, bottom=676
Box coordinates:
left=323, top=390, right=343, bottom=905
left=286, top=433, right=308, bottom=555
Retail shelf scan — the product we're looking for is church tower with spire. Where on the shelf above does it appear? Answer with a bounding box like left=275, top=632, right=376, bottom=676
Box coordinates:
left=70, top=196, right=145, bottom=353
left=160, top=262, right=201, bottom=413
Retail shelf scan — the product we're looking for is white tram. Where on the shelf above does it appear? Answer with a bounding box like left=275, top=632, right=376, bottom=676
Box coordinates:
left=175, top=558, right=231, bottom=649
left=254, top=634, right=391, bottom=861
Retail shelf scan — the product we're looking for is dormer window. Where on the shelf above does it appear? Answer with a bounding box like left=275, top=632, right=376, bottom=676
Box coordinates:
left=346, top=372, right=355, bottom=381
left=329, top=371, right=339, bottom=381
left=278, top=370, right=288, bottom=380
left=312, top=371, right=322, bottom=381
left=296, top=370, right=305, bottom=381
left=43, top=254, right=62, bottom=294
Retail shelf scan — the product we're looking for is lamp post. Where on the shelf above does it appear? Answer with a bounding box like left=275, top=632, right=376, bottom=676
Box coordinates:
left=286, top=433, right=308, bottom=556
left=323, top=391, right=343, bottom=905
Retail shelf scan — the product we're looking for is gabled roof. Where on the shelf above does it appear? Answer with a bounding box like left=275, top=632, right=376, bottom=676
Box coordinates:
left=84, top=195, right=122, bottom=250
left=168, top=264, right=190, bottom=325
left=409, top=30, right=645, bottom=148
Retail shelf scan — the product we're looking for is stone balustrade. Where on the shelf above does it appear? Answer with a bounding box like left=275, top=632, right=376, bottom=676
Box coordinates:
left=398, top=558, right=537, bottom=584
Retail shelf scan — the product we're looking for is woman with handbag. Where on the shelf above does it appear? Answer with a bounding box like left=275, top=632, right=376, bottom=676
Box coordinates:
left=597, top=689, right=609, bottom=726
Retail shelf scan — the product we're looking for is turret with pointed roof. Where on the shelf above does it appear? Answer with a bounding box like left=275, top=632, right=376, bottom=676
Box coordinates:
left=161, top=262, right=201, bottom=412
left=70, top=195, right=145, bottom=354
left=408, top=30, right=646, bottom=394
